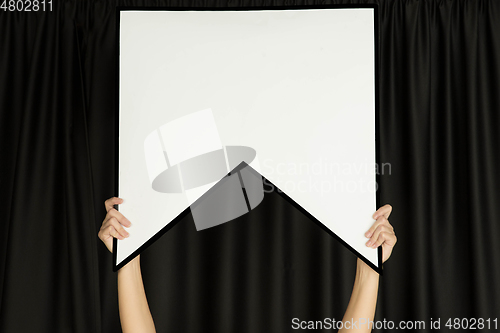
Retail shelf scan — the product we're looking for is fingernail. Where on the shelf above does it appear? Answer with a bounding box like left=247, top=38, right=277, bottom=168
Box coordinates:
left=373, top=214, right=378, bottom=219
left=366, top=240, right=372, bottom=247
left=125, top=233, right=129, bottom=237
left=365, top=231, right=372, bottom=238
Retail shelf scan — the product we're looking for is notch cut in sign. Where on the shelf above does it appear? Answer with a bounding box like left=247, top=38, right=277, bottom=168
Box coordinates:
left=144, top=108, right=264, bottom=230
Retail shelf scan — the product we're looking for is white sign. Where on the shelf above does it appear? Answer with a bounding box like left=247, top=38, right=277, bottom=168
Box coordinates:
left=117, top=7, right=380, bottom=272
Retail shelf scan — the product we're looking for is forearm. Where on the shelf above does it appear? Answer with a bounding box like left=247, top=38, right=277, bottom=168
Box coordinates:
left=118, top=255, right=156, bottom=333
left=338, top=258, right=380, bottom=332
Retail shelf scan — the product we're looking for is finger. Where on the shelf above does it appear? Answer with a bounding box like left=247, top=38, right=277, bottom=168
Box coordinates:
left=106, top=208, right=132, bottom=228
left=365, top=216, right=391, bottom=238
left=100, top=224, right=125, bottom=241
left=366, top=225, right=393, bottom=248
left=107, top=225, right=124, bottom=241
left=373, top=204, right=392, bottom=220
left=98, top=224, right=118, bottom=241
left=106, top=217, right=130, bottom=239
left=100, top=213, right=117, bottom=230
left=370, top=231, right=397, bottom=249
left=104, top=197, right=124, bottom=213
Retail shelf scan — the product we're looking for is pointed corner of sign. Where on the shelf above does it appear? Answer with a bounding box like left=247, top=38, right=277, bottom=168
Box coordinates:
left=355, top=244, right=383, bottom=275
left=358, top=246, right=383, bottom=275
left=112, top=206, right=192, bottom=272
left=262, top=175, right=384, bottom=275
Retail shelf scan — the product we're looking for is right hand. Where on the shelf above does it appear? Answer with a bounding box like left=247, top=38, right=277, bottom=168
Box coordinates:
left=365, top=204, right=396, bottom=263
left=98, top=197, right=132, bottom=253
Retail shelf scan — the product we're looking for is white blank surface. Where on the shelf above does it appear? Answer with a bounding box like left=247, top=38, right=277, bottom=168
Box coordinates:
left=118, top=8, right=378, bottom=268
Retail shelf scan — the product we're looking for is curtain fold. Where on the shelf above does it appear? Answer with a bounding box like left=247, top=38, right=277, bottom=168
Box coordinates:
left=0, top=7, right=103, bottom=333
left=1, top=1, right=499, bottom=332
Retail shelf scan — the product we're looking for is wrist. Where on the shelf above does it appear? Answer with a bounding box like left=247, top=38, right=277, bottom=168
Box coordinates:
left=356, top=258, right=379, bottom=282
left=118, top=255, right=141, bottom=275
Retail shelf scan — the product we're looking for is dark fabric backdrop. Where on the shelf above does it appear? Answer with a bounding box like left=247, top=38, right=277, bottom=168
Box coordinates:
left=1, top=0, right=499, bottom=332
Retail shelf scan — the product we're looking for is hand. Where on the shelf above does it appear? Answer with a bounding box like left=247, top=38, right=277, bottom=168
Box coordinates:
left=364, top=204, right=397, bottom=263
left=98, top=197, right=132, bottom=253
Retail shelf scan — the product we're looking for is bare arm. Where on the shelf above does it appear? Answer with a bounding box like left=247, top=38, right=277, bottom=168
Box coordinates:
left=118, top=255, right=156, bottom=333
left=99, top=197, right=156, bottom=333
left=338, top=204, right=397, bottom=333
left=98, top=199, right=395, bottom=333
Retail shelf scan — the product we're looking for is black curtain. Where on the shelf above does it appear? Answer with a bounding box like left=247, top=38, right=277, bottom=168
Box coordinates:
left=1, top=0, right=499, bottom=332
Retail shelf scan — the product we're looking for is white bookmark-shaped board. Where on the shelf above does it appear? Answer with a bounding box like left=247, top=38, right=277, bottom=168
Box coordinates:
left=116, top=6, right=381, bottom=272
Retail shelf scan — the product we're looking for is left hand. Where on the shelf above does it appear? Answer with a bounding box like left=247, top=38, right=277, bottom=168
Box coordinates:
left=365, top=204, right=397, bottom=263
